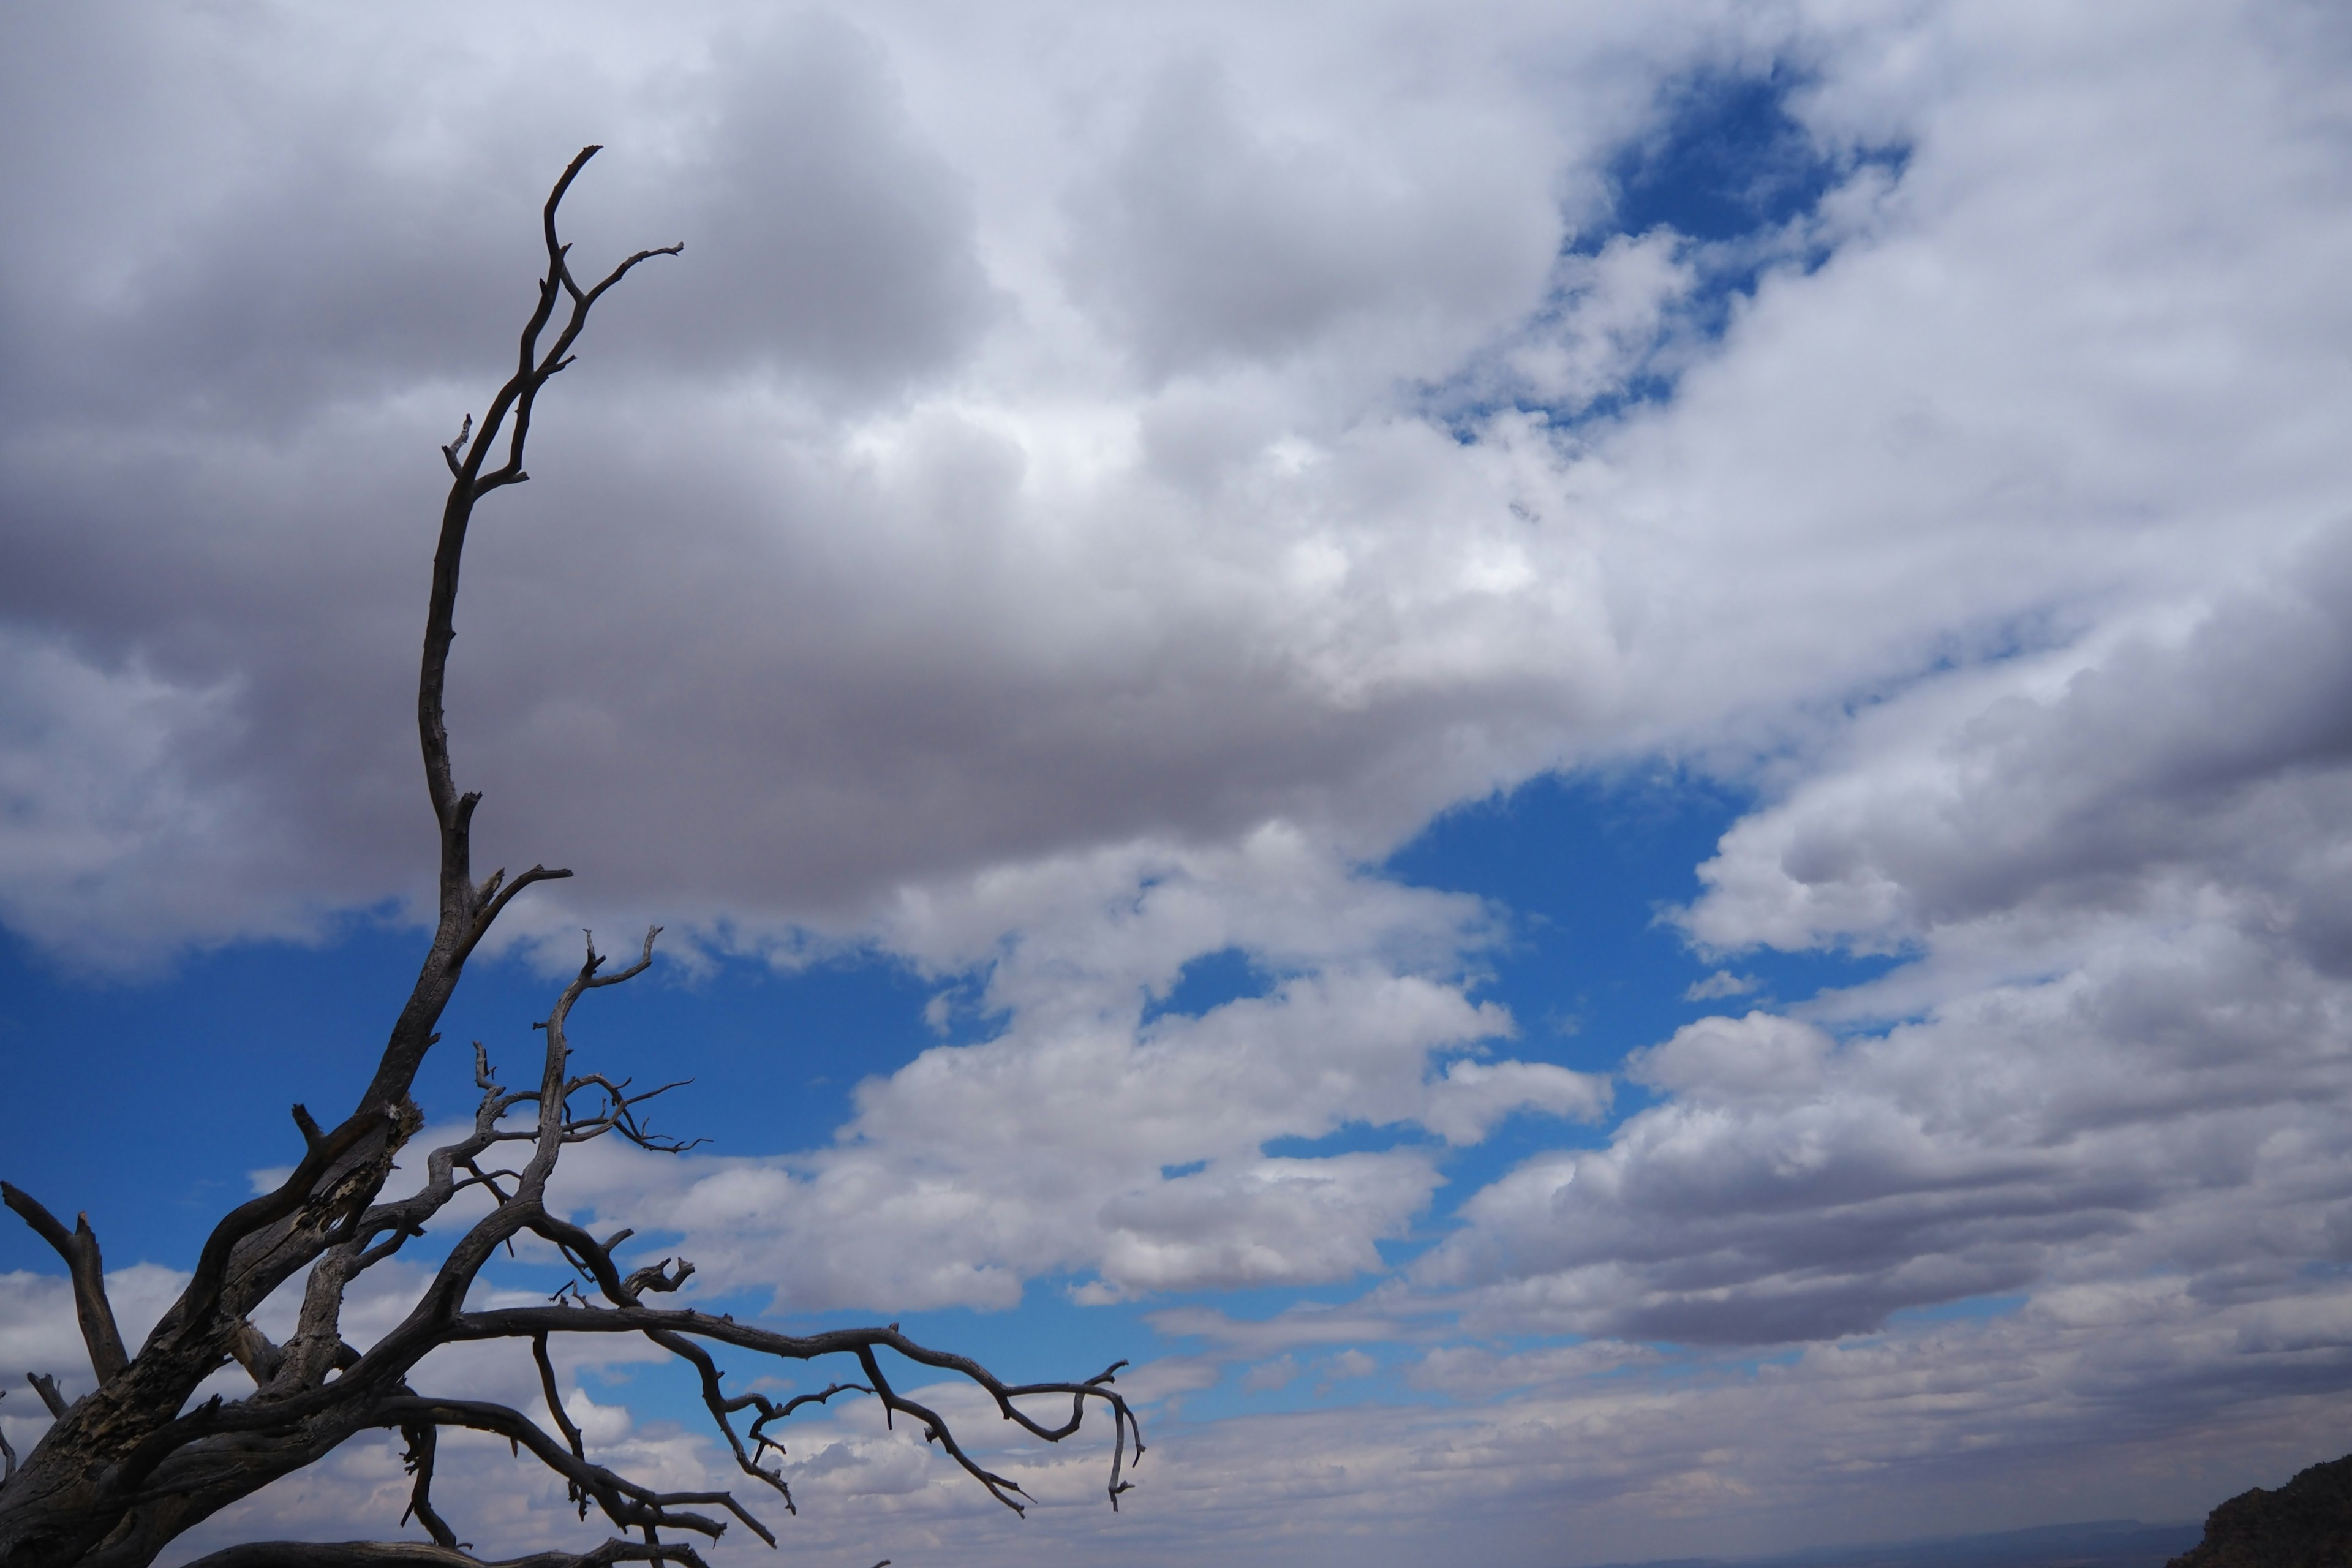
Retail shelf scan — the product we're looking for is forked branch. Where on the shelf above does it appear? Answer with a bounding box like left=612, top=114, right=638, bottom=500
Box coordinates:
left=362, top=142, right=677, bottom=1121
left=83, top=930, right=1139, bottom=1558
left=1, top=1185, right=129, bottom=1383
left=0, top=147, right=1135, bottom=1568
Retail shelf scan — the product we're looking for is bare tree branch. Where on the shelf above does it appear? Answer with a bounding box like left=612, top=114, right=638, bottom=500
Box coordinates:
left=397, top=1423, right=459, bottom=1551
left=372, top=1396, right=747, bottom=1548
left=23, top=1374, right=67, bottom=1422
left=0, top=146, right=1136, bottom=1568
left=2, top=1186, right=130, bottom=1384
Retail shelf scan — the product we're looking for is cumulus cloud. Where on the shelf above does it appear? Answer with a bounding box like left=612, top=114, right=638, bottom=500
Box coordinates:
left=0, top=1263, right=188, bottom=1405
left=8, top=0, right=2343, bottom=976
left=1682, top=968, right=1757, bottom=1000
left=524, top=830, right=1605, bottom=1309
left=1425, top=915, right=2352, bottom=1344
left=1063, top=55, right=1558, bottom=381
left=1681, top=524, right=2352, bottom=969
left=11, top=0, right=2352, bottom=1560
left=1499, top=232, right=1697, bottom=413
left=0, top=633, right=287, bottom=968
left=1418, top=528, right=2352, bottom=1344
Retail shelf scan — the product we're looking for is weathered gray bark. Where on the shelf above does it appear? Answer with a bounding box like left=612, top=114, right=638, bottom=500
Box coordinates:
left=0, top=148, right=1137, bottom=1568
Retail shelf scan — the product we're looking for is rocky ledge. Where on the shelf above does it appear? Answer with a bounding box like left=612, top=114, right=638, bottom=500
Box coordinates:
left=2168, top=1452, right=2352, bottom=1567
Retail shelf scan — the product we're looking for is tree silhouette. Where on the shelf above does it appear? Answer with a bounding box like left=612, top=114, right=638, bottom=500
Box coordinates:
left=0, top=147, right=1139, bottom=1568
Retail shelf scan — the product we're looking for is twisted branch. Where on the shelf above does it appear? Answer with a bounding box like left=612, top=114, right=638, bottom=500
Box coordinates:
left=0, top=146, right=1135, bottom=1568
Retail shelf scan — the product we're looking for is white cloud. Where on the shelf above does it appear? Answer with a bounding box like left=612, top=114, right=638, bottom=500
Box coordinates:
left=530, top=831, right=1604, bottom=1309
left=11, top=0, right=2352, bottom=1560
left=1238, top=1354, right=1299, bottom=1393
left=0, top=632, right=304, bottom=972
left=0, top=1263, right=189, bottom=1401
left=1624, top=1011, right=1831, bottom=1103
left=1683, top=969, right=1758, bottom=1000
left=1423, top=1057, right=1611, bottom=1145
left=1425, top=911, right=2352, bottom=1344
left=1679, top=524, right=2352, bottom=970
left=1062, top=55, right=1560, bottom=382
left=0, top=1, right=2343, bottom=970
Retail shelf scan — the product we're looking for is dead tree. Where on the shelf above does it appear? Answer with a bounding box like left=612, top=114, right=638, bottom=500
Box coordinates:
left=0, top=147, right=1139, bottom=1568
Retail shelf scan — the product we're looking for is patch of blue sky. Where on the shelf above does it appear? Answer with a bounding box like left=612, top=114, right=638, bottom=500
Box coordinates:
left=1384, top=770, right=1901, bottom=1060
left=1140, top=943, right=1273, bottom=1025
left=0, top=922, right=944, bottom=1276
left=1596, top=66, right=1904, bottom=304
left=1600, top=70, right=1834, bottom=249
left=1378, top=769, right=1903, bottom=1225
left=1423, top=64, right=1909, bottom=438
left=0, top=919, right=424, bottom=1275
left=1257, top=1121, right=1438, bottom=1161
left=461, top=943, right=941, bottom=1158
left=1880, top=1293, right=2030, bottom=1329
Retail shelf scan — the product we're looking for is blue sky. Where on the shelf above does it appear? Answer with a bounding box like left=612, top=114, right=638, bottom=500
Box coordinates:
left=5, top=4, right=2352, bottom=1566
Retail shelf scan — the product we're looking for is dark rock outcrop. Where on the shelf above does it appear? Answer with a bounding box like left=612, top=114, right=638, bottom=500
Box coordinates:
left=2169, top=1452, right=2352, bottom=1567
